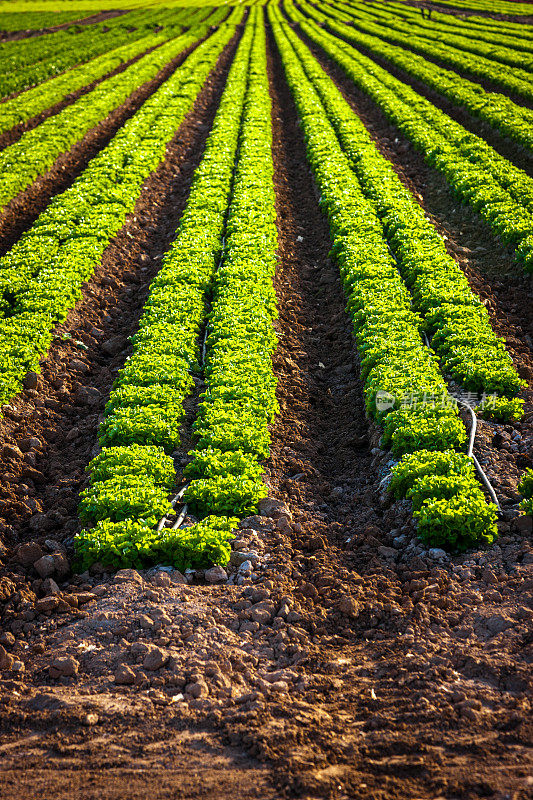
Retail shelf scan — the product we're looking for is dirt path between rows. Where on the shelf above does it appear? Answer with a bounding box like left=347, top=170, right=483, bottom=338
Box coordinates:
left=0, top=18, right=531, bottom=800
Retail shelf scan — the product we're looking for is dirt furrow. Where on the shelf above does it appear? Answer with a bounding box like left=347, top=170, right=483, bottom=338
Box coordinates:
left=0, top=34, right=207, bottom=258
left=0, top=32, right=240, bottom=558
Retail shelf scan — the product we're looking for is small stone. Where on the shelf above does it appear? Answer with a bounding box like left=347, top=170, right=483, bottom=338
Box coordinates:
left=23, top=371, right=39, bottom=390
left=204, top=565, right=227, bottom=583
left=41, top=578, right=60, bottom=595
left=378, top=546, right=397, bottom=560
left=169, top=570, right=187, bottom=585
left=337, top=596, right=359, bottom=617
left=11, top=660, right=25, bottom=673
left=238, top=560, right=253, bottom=574
left=16, top=541, right=43, bottom=566
left=76, top=592, right=96, bottom=605
left=250, top=600, right=275, bottom=624
left=36, top=596, right=59, bottom=613
left=114, top=568, right=143, bottom=585
left=257, top=498, right=291, bottom=519
left=428, top=548, right=447, bottom=560
left=230, top=551, right=255, bottom=566
left=52, top=552, right=70, bottom=579
left=514, top=516, right=533, bottom=535
left=151, top=570, right=171, bottom=588
left=143, top=647, right=168, bottom=672
left=114, top=664, right=135, bottom=685
left=3, top=443, right=23, bottom=460
left=185, top=680, right=208, bottom=698
left=0, top=632, right=15, bottom=648
left=18, top=437, right=42, bottom=452
left=0, top=645, right=14, bottom=671
left=70, top=358, right=89, bottom=373
left=49, top=656, right=79, bottom=678
left=138, top=614, right=155, bottom=630
left=486, top=615, right=513, bottom=635
left=82, top=713, right=99, bottom=726
left=307, top=535, right=324, bottom=551
left=33, top=555, right=56, bottom=579
left=235, top=691, right=258, bottom=705
left=102, top=336, right=124, bottom=356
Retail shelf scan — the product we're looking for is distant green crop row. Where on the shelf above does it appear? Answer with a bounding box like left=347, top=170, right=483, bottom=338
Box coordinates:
left=0, top=20, right=239, bottom=412
left=316, top=0, right=533, bottom=78
left=309, top=1, right=533, bottom=154
left=339, top=0, right=533, bottom=49
left=183, top=10, right=278, bottom=522
left=0, top=28, right=203, bottom=208
left=0, top=34, right=170, bottom=136
left=287, top=5, right=533, bottom=273
left=76, top=12, right=253, bottom=573
left=0, top=9, right=188, bottom=99
left=281, top=17, right=524, bottom=410
left=0, top=9, right=90, bottom=30
left=270, top=6, right=497, bottom=550
left=418, top=0, right=533, bottom=16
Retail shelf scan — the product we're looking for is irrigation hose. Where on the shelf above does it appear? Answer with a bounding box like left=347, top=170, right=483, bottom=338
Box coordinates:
left=457, top=398, right=501, bottom=512
left=156, top=483, right=189, bottom=531
left=421, top=330, right=501, bottom=511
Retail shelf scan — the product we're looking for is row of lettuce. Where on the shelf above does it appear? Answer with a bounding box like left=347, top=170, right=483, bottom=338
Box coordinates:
left=286, top=4, right=533, bottom=275
left=344, top=0, right=533, bottom=49
left=0, top=8, right=90, bottom=31
left=282, top=15, right=524, bottom=409
left=270, top=6, right=522, bottom=550
left=422, top=0, right=533, bottom=16
left=0, top=13, right=243, bottom=410
left=75, top=9, right=278, bottom=573
left=78, top=7, right=530, bottom=568
left=0, top=8, right=192, bottom=99
left=317, top=0, right=533, bottom=87
left=0, top=29, right=207, bottom=209
left=304, top=0, right=533, bottom=154
left=0, top=6, right=224, bottom=136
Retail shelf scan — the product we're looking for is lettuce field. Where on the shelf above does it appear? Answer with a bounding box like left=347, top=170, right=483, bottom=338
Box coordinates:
left=0, top=2, right=532, bottom=798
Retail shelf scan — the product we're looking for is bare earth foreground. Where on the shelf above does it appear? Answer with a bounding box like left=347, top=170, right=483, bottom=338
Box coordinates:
left=0, top=16, right=532, bottom=800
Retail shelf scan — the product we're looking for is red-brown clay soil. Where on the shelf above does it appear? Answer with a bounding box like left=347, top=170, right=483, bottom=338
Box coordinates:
left=0, top=17, right=532, bottom=800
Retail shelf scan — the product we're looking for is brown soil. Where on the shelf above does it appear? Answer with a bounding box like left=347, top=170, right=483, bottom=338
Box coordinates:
left=0, top=40, right=169, bottom=152
left=0, top=34, right=206, bottom=258
left=0, top=16, right=532, bottom=800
